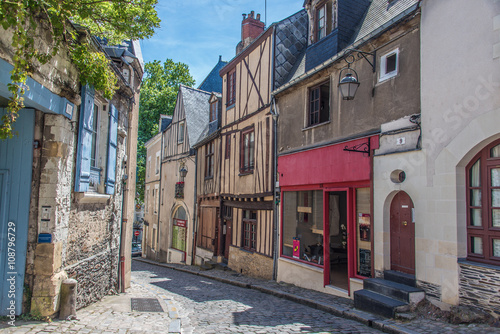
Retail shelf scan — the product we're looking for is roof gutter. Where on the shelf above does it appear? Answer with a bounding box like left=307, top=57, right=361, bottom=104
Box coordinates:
left=272, top=3, right=420, bottom=96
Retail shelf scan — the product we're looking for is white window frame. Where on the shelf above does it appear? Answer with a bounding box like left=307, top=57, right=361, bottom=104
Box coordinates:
left=155, top=151, right=160, bottom=175
left=154, top=184, right=159, bottom=215
left=145, top=186, right=150, bottom=213
left=147, top=156, right=151, bottom=178
left=379, top=48, right=399, bottom=82
left=178, top=121, right=185, bottom=143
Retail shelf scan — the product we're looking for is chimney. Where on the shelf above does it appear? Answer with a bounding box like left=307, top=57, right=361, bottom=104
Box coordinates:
left=236, top=10, right=265, bottom=55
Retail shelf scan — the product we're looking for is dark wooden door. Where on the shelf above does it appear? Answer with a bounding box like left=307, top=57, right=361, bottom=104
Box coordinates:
left=224, top=219, right=232, bottom=259
left=390, top=191, right=415, bottom=275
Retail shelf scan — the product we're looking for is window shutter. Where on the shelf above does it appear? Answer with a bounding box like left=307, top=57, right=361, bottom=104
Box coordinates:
left=105, top=104, right=119, bottom=194
left=75, top=85, right=95, bottom=192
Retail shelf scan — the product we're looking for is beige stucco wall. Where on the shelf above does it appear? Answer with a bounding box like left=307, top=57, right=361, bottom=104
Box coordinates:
left=372, top=0, right=500, bottom=309
left=159, top=157, right=196, bottom=264
left=144, top=134, right=162, bottom=259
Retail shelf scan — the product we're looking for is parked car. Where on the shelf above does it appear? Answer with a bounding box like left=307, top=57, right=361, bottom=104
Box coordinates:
left=132, top=242, right=142, bottom=257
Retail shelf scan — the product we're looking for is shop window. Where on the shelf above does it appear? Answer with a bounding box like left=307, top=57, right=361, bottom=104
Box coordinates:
left=227, top=69, right=236, bottom=106
left=205, top=141, right=214, bottom=178
left=356, top=188, right=372, bottom=277
left=308, top=81, right=330, bottom=126
left=379, top=49, right=399, bottom=82
left=314, top=1, right=338, bottom=42
left=242, top=210, right=257, bottom=251
left=172, top=207, right=187, bottom=253
left=178, top=121, right=185, bottom=143
left=282, top=191, right=324, bottom=265
left=240, top=128, right=255, bottom=173
left=466, top=139, right=500, bottom=265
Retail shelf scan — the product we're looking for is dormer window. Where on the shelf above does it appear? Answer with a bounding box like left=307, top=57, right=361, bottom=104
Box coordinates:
left=314, top=1, right=338, bottom=42
left=210, top=101, right=217, bottom=122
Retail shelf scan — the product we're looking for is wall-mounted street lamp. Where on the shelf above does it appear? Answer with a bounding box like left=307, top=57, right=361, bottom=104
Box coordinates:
left=338, top=49, right=376, bottom=100
left=179, top=165, right=188, bottom=179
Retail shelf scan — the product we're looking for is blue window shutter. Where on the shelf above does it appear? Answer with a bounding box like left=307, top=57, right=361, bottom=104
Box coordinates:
left=105, top=104, right=118, bottom=194
left=75, top=85, right=95, bottom=192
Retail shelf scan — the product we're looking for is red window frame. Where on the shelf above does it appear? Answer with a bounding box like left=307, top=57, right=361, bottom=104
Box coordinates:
left=242, top=210, right=257, bottom=251
left=227, top=70, right=236, bottom=106
left=205, top=141, right=214, bottom=179
left=466, top=139, right=500, bottom=265
left=240, top=127, right=255, bottom=174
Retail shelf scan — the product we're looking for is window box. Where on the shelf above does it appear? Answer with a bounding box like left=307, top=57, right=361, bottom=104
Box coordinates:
left=175, top=182, right=184, bottom=199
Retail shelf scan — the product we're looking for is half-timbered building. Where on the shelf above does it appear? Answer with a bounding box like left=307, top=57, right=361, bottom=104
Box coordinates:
left=218, top=11, right=308, bottom=279
left=193, top=92, right=224, bottom=264
left=158, top=85, right=210, bottom=264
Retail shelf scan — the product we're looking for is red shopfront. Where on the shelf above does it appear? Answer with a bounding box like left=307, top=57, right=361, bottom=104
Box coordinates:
left=278, top=136, right=378, bottom=293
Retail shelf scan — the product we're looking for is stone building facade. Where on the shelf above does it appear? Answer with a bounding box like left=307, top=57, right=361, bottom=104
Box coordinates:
left=0, top=22, right=142, bottom=316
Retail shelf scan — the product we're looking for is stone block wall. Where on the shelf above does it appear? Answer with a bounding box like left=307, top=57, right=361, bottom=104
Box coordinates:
left=417, top=280, right=441, bottom=301
left=459, top=261, right=500, bottom=317
left=228, top=246, right=273, bottom=280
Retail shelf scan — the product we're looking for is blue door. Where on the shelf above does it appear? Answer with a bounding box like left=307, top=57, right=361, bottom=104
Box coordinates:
left=0, top=108, right=34, bottom=316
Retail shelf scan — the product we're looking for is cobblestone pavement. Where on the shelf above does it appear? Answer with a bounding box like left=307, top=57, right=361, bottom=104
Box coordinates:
left=132, top=260, right=381, bottom=334
left=1, top=259, right=499, bottom=334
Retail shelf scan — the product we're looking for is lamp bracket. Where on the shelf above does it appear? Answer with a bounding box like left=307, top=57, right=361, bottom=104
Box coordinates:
left=343, top=139, right=371, bottom=156
left=343, top=48, right=376, bottom=72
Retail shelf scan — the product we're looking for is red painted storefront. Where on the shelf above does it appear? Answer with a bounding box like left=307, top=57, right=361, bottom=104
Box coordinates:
left=278, top=136, right=378, bottom=293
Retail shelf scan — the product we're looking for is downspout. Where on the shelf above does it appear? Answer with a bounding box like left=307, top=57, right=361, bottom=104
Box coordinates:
left=191, top=151, right=198, bottom=265
left=271, top=96, right=279, bottom=281
left=157, top=132, right=164, bottom=261
left=119, top=183, right=126, bottom=292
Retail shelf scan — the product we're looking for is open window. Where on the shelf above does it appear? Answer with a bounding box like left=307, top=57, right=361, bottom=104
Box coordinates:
left=75, top=85, right=118, bottom=195
left=314, top=0, right=338, bottom=42
left=308, top=81, right=330, bottom=127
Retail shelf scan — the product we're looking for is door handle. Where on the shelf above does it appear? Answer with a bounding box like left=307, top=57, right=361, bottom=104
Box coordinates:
left=402, top=221, right=408, bottom=226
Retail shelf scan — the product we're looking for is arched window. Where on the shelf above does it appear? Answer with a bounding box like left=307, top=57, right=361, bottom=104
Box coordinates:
left=172, top=207, right=187, bottom=254
left=466, top=139, right=500, bottom=265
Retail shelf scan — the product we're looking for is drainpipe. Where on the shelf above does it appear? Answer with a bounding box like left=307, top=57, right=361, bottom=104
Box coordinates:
left=118, top=180, right=126, bottom=292
left=270, top=96, right=279, bottom=281
left=157, top=132, right=164, bottom=261
left=191, top=151, right=198, bottom=265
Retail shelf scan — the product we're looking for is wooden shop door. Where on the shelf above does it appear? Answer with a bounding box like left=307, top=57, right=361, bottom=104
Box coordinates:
left=390, top=191, right=415, bottom=275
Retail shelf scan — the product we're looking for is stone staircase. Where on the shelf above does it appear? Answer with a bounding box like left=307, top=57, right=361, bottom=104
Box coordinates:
left=354, top=270, right=425, bottom=318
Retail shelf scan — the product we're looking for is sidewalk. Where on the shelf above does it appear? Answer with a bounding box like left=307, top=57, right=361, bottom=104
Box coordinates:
left=0, top=274, right=179, bottom=334
left=135, top=258, right=499, bottom=334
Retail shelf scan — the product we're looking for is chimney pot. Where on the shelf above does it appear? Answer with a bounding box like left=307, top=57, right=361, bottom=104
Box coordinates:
left=242, top=13, right=247, bottom=20
left=256, top=13, right=261, bottom=21
left=250, top=11, right=254, bottom=18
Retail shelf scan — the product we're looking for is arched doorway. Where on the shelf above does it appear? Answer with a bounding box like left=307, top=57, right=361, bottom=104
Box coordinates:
left=172, top=206, right=187, bottom=262
left=390, top=191, right=415, bottom=275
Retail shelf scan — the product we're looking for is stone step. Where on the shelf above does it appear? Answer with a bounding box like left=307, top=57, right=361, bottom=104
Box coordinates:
left=384, top=270, right=416, bottom=287
left=363, top=278, right=425, bottom=304
left=354, top=289, right=409, bottom=318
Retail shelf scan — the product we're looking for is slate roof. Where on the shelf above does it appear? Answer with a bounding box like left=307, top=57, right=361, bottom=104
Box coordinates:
left=280, top=0, right=420, bottom=88
left=197, top=56, right=228, bottom=94
left=160, top=115, right=172, bottom=132
left=179, top=85, right=211, bottom=147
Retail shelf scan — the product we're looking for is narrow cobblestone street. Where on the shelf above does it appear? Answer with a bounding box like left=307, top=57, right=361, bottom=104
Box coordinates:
left=1, top=260, right=499, bottom=334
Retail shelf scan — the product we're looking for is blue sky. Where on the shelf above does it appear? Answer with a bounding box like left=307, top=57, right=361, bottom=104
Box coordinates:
left=140, top=0, right=305, bottom=86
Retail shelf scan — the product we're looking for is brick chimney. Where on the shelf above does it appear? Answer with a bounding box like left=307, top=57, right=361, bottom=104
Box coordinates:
left=236, top=11, right=265, bottom=55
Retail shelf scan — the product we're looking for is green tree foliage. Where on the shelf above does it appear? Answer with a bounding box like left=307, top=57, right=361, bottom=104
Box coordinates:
left=0, top=0, right=160, bottom=139
left=137, top=59, right=195, bottom=203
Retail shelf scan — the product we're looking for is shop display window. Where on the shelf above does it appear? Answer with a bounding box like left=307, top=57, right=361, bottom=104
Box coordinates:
left=282, top=190, right=324, bottom=265
left=356, top=187, right=372, bottom=277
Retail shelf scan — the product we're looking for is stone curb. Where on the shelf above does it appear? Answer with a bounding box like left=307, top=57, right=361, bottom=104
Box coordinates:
left=134, top=258, right=414, bottom=334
